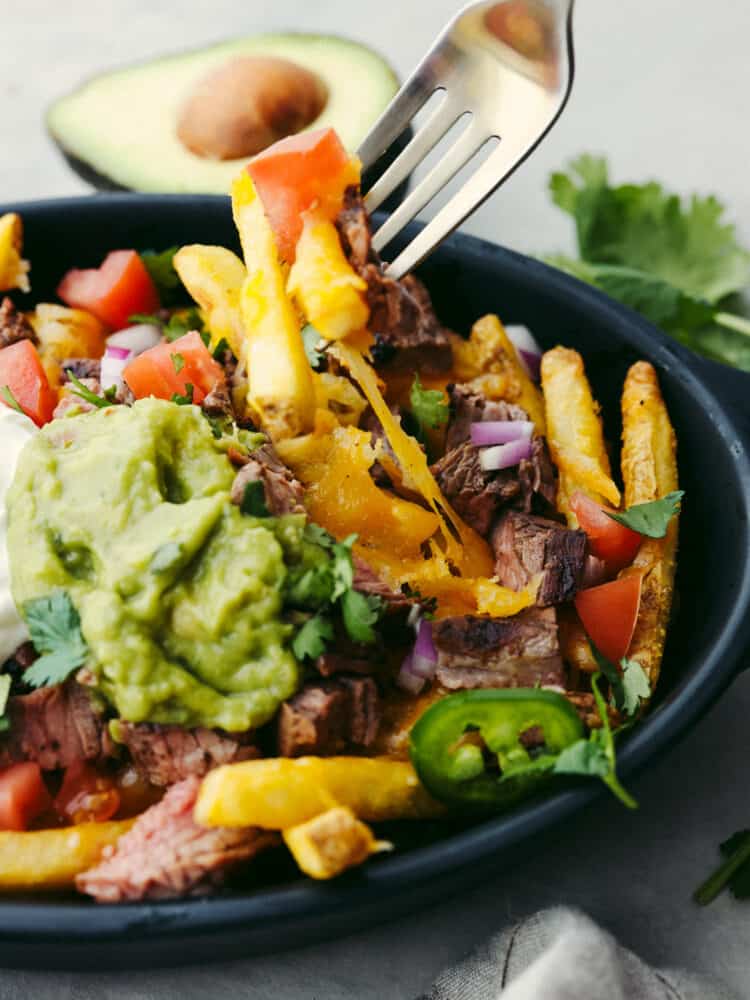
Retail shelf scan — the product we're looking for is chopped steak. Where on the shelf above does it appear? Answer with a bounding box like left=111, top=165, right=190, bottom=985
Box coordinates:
left=278, top=677, right=381, bottom=757
left=0, top=297, right=36, bottom=349
left=518, top=436, right=557, bottom=513
left=336, top=186, right=373, bottom=271
left=118, top=723, right=259, bottom=787
left=492, top=511, right=586, bottom=606
left=201, top=376, right=234, bottom=418
left=432, top=441, right=522, bottom=536
left=335, top=188, right=452, bottom=373
left=445, top=384, right=529, bottom=451
left=61, top=358, right=101, bottom=382
left=432, top=608, right=564, bottom=690
left=314, top=652, right=376, bottom=677
left=77, top=777, right=275, bottom=902
left=0, top=681, right=112, bottom=771
left=230, top=442, right=305, bottom=516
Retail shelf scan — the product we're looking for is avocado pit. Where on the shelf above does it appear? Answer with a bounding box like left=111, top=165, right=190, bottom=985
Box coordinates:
left=177, top=55, right=329, bottom=161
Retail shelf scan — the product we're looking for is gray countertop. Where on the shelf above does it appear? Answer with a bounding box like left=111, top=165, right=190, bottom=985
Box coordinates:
left=2, top=0, right=750, bottom=995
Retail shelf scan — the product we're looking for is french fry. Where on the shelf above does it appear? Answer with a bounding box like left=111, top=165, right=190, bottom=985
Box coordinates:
left=0, top=213, right=30, bottom=293
left=287, top=212, right=369, bottom=341
left=195, top=757, right=443, bottom=830
left=232, top=173, right=316, bottom=441
left=30, top=303, right=107, bottom=388
left=172, top=245, right=247, bottom=358
left=540, top=346, right=620, bottom=524
left=621, top=361, right=679, bottom=689
left=0, top=820, right=133, bottom=891
left=283, top=806, right=389, bottom=880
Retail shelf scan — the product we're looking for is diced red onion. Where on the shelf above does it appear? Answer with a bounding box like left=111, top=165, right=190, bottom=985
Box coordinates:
left=107, top=323, right=162, bottom=357
left=397, top=654, right=426, bottom=694
left=479, top=437, right=533, bottom=471
left=100, top=345, right=134, bottom=394
left=397, top=620, right=438, bottom=693
left=506, top=324, right=542, bottom=381
left=470, top=420, right=534, bottom=447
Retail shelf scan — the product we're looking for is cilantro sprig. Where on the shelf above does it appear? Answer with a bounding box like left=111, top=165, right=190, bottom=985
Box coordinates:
left=139, top=247, right=183, bottom=305
left=606, top=491, right=684, bottom=538
left=590, top=642, right=651, bottom=718
left=410, top=374, right=449, bottom=438
left=23, top=590, right=89, bottom=688
left=544, top=155, right=750, bottom=370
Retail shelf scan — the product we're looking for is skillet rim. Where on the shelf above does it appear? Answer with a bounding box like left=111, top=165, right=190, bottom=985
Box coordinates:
left=1, top=193, right=749, bottom=956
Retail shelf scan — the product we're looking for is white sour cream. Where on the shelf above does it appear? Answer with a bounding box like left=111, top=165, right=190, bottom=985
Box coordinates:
left=0, top=407, right=37, bottom=662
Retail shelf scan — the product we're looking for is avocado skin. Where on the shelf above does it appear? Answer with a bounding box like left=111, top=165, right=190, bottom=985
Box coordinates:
left=51, top=126, right=412, bottom=209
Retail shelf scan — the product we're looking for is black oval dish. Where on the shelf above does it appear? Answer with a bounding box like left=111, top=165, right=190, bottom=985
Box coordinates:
left=1, top=195, right=749, bottom=970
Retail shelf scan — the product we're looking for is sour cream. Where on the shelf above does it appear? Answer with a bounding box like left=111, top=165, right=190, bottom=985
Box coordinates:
left=0, top=407, right=37, bottom=662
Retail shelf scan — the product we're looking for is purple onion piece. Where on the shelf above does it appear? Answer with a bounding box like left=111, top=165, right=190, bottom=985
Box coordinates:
left=470, top=420, right=534, bottom=447
left=479, top=437, right=533, bottom=472
left=506, top=325, right=543, bottom=382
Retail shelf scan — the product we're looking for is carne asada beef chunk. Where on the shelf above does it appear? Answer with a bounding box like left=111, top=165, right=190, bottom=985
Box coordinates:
left=432, top=608, right=564, bottom=690
left=118, top=723, right=259, bottom=787
left=77, top=776, right=275, bottom=902
left=0, top=681, right=112, bottom=771
left=278, top=676, right=381, bottom=757
left=0, top=297, right=36, bottom=349
left=445, top=384, right=528, bottom=452
left=201, top=375, right=234, bottom=418
left=492, top=511, right=586, bottom=606
left=336, top=187, right=452, bottom=373
left=230, top=442, right=305, bottom=516
left=433, top=386, right=557, bottom=533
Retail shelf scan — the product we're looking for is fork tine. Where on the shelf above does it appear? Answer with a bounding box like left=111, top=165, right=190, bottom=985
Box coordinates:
left=386, top=130, right=547, bottom=280
left=371, top=117, right=488, bottom=253
left=364, top=91, right=463, bottom=213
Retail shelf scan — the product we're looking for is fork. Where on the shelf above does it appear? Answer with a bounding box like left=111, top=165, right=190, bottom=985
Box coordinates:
left=358, top=0, right=575, bottom=279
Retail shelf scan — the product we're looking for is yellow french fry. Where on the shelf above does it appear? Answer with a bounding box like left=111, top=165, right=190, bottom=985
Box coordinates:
left=0, top=213, right=30, bottom=293
left=172, top=245, right=246, bottom=358
left=283, top=806, right=388, bottom=880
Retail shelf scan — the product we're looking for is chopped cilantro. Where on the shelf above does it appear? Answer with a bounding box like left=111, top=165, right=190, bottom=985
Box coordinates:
left=303, top=523, right=336, bottom=549
left=292, top=615, right=334, bottom=661
left=340, top=589, right=383, bottom=644
left=606, top=491, right=684, bottom=538
left=410, top=374, right=449, bottom=435
left=589, top=643, right=651, bottom=718
left=129, top=307, right=204, bottom=343
left=241, top=481, right=270, bottom=517
left=553, top=672, right=637, bottom=809
left=66, top=371, right=113, bottom=409
left=0, top=385, right=24, bottom=415
left=302, top=324, right=326, bottom=370
left=171, top=352, right=185, bottom=374
left=140, top=247, right=182, bottom=304
left=23, top=590, right=89, bottom=688
left=203, top=411, right=232, bottom=440
left=150, top=542, right=183, bottom=574
left=171, top=384, right=194, bottom=406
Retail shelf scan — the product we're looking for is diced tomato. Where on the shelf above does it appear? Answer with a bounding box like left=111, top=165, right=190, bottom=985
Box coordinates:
left=57, top=250, right=160, bottom=329
left=54, top=761, right=120, bottom=825
left=0, top=339, right=57, bottom=426
left=574, top=573, right=643, bottom=664
left=570, top=491, right=642, bottom=572
left=247, top=127, right=359, bottom=261
left=123, top=330, right=222, bottom=405
left=0, top=762, right=51, bottom=831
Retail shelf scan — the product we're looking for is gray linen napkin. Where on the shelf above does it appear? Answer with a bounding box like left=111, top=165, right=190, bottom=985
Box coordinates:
left=418, top=907, right=739, bottom=1000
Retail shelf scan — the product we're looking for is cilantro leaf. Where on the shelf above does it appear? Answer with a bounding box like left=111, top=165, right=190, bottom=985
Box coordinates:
left=695, top=830, right=750, bottom=905
left=171, top=384, right=194, bottom=406
left=171, top=353, right=185, bottom=374
left=292, top=615, right=334, bottom=660
left=0, top=385, right=24, bottom=415
left=549, top=155, right=750, bottom=303
left=0, top=675, right=11, bottom=733
left=302, top=324, right=326, bottom=370
left=590, top=641, right=626, bottom=713
left=553, top=737, right=609, bottom=778
left=241, top=481, right=270, bottom=517
left=140, top=248, right=182, bottom=304
left=341, top=589, right=383, bottom=644
left=303, top=523, right=335, bottom=549
left=620, top=657, right=651, bottom=717
left=23, top=591, right=89, bottom=688
left=66, top=371, right=113, bottom=409
left=410, top=374, right=449, bottom=436
left=606, top=491, right=684, bottom=538
left=330, top=536, right=356, bottom=602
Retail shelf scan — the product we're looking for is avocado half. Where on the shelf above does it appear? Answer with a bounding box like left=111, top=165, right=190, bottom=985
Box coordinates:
left=47, top=34, right=401, bottom=195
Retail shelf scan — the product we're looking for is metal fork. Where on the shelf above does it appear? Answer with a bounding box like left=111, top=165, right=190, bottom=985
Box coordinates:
left=358, top=0, right=575, bottom=279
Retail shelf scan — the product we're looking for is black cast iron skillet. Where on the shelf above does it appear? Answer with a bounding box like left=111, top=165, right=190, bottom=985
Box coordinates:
left=1, top=194, right=749, bottom=970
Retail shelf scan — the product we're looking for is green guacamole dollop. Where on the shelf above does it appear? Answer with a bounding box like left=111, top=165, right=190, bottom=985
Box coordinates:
left=7, top=398, right=301, bottom=732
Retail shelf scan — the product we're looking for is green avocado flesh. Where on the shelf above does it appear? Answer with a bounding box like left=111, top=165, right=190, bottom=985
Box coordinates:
left=47, top=34, right=399, bottom=194
left=6, top=399, right=302, bottom=731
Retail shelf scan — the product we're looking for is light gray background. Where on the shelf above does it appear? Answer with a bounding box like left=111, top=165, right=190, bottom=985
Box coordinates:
left=2, top=1, right=750, bottom=996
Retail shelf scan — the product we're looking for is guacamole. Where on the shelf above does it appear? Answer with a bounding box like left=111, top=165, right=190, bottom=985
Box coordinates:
left=6, top=399, right=300, bottom=732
